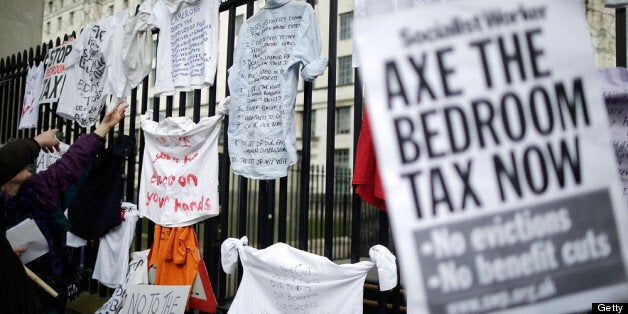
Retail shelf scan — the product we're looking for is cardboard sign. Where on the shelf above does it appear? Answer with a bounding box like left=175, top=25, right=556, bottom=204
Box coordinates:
left=38, top=41, right=73, bottom=104
left=120, top=285, right=189, bottom=314
left=355, top=0, right=628, bottom=313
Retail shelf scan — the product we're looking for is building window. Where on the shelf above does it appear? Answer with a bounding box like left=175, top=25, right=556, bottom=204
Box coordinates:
left=339, top=12, right=353, bottom=40
left=48, top=1, right=53, bottom=13
left=235, top=15, right=244, bottom=36
left=123, top=0, right=129, bottom=9
left=46, top=21, right=51, bottom=34
left=338, top=55, right=353, bottom=85
left=69, top=12, right=74, bottom=25
left=57, top=17, right=62, bottom=31
left=334, top=149, right=350, bottom=169
left=336, top=107, right=351, bottom=134
left=311, top=110, right=316, bottom=136
left=108, top=5, right=114, bottom=16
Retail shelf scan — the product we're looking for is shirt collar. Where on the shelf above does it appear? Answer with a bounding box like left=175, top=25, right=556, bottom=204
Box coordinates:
left=264, top=0, right=291, bottom=9
left=164, top=0, right=198, bottom=14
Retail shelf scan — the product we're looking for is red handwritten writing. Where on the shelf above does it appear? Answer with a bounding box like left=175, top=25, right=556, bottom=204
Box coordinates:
left=145, top=192, right=170, bottom=208
left=153, top=152, right=179, bottom=163
left=21, top=98, right=34, bottom=117
left=183, top=152, right=199, bottom=164
left=150, top=172, right=198, bottom=187
left=153, top=152, right=199, bottom=165
left=176, top=136, right=192, bottom=147
left=174, top=196, right=211, bottom=212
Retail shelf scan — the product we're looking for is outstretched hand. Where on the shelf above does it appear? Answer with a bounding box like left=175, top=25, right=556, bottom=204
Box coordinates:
left=101, top=101, right=129, bottom=128
left=94, top=101, right=129, bottom=138
left=34, top=129, right=61, bottom=153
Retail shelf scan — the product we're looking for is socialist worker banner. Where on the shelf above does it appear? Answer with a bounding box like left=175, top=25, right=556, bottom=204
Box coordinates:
left=355, top=1, right=628, bottom=313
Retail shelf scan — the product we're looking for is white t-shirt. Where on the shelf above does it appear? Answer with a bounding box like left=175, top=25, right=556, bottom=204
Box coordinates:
left=57, top=10, right=129, bottom=127
left=92, top=203, right=140, bottom=288
left=227, top=0, right=327, bottom=179
left=149, top=0, right=220, bottom=96
left=121, top=0, right=154, bottom=92
left=138, top=104, right=226, bottom=227
left=104, top=9, right=133, bottom=101
left=221, top=237, right=398, bottom=314
left=18, top=63, right=45, bottom=129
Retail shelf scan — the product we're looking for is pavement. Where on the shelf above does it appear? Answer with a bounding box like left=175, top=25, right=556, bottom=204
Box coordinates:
left=65, top=293, right=109, bottom=313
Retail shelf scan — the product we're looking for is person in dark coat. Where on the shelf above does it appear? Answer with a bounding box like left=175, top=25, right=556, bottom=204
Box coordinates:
left=0, top=101, right=128, bottom=313
left=0, top=128, right=61, bottom=185
left=0, top=128, right=61, bottom=313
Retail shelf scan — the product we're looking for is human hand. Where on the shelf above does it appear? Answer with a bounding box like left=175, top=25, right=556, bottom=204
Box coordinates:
left=34, top=129, right=61, bottom=153
left=13, top=247, right=26, bottom=258
left=94, top=101, right=130, bottom=137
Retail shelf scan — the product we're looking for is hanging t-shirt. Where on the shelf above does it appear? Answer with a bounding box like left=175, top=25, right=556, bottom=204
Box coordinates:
left=352, top=110, right=387, bottom=211
left=92, top=203, right=140, bottom=288
left=221, top=236, right=398, bottom=314
left=139, top=104, right=226, bottom=227
left=227, top=0, right=327, bottom=179
left=38, top=40, right=74, bottom=104
left=18, top=63, right=45, bottom=129
left=104, top=9, right=133, bottom=101
left=121, top=0, right=154, bottom=92
left=148, top=225, right=199, bottom=286
left=148, top=0, right=220, bottom=96
left=56, top=10, right=129, bottom=127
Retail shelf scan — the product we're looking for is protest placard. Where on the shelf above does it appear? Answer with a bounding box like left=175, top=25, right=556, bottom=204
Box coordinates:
left=38, top=41, right=73, bottom=104
left=355, top=0, right=628, bottom=313
left=119, top=284, right=189, bottom=314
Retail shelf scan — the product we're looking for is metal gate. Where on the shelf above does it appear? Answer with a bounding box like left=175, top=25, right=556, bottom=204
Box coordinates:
left=0, top=0, right=405, bottom=313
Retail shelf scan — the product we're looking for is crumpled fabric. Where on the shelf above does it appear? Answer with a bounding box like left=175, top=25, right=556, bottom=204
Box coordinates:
left=221, top=236, right=398, bottom=313
left=598, top=67, right=628, bottom=99
left=368, top=245, right=398, bottom=291
left=138, top=102, right=227, bottom=227
left=220, top=236, right=248, bottom=274
left=121, top=0, right=154, bottom=93
left=163, top=0, right=198, bottom=13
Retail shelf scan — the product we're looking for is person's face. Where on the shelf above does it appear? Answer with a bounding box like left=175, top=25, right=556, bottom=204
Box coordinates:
left=9, top=168, right=32, bottom=184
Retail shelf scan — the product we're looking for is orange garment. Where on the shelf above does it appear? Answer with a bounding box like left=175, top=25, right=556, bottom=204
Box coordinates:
left=148, top=225, right=199, bottom=309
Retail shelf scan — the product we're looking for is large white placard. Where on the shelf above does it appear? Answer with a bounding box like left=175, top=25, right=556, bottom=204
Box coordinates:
left=355, top=0, right=628, bottom=313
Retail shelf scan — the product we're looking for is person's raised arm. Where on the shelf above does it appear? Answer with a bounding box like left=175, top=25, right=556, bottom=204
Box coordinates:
left=93, top=100, right=129, bottom=138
